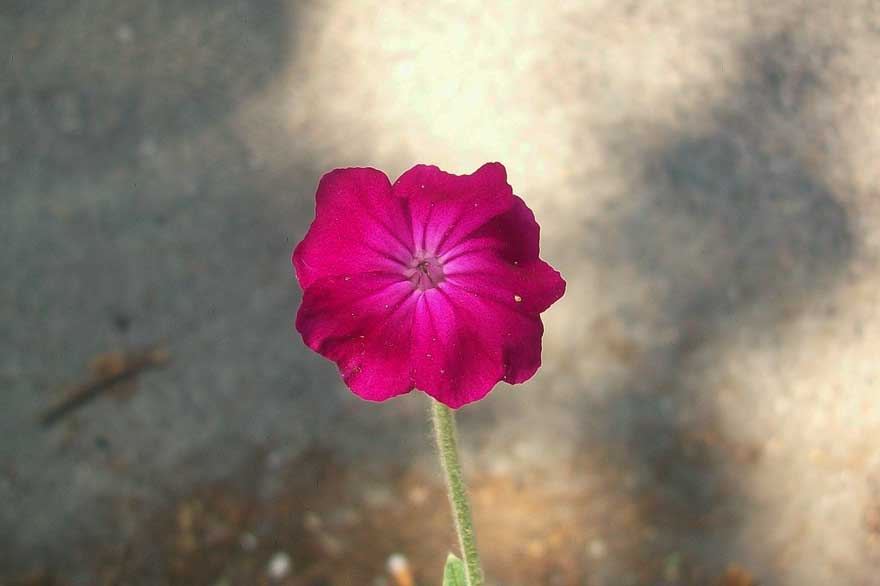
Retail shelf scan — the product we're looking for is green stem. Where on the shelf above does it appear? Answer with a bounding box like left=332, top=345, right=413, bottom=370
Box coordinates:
left=431, top=400, right=485, bottom=586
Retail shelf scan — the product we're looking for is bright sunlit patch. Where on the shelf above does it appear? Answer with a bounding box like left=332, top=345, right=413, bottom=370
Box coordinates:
left=283, top=1, right=583, bottom=213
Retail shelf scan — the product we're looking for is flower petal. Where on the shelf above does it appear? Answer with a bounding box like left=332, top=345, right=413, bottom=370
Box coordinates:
left=296, top=272, right=417, bottom=401
left=293, top=168, right=414, bottom=289
left=411, top=290, right=504, bottom=408
left=444, top=255, right=566, bottom=314
left=440, top=194, right=540, bottom=267
left=392, top=163, right=514, bottom=256
left=292, top=162, right=567, bottom=409
left=441, top=256, right=566, bottom=388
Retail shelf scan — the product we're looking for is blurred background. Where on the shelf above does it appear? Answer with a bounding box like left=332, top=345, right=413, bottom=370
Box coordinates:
left=2, top=1, right=880, bottom=585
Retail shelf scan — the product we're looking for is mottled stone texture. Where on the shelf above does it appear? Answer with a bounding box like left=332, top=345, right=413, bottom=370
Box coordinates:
left=2, top=1, right=879, bottom=585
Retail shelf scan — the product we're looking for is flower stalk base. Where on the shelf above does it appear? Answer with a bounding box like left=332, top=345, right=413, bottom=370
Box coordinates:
left=431, top=400, right=485, bottom=586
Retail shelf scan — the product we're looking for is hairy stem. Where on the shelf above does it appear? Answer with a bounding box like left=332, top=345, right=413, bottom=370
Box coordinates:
left=431, top=400, right=485, bottom=586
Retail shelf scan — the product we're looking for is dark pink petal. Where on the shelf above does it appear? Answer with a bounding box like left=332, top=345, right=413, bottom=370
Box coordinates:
left=444, top=285, right=546, bottom=386
left=410, top=291, right=505, bottom=408
left=443, top=195, right=540, bottom=272
left=408, top=256, right=564, bottom=407
left=392, top=163, right=514, bottom=256
left=444, top=255, right=566, bottom=314
left=441, top=257, right=564, bottom=387
left=292, top=162, right=566, bottom=409
left=447, top=194, right=540, bottom=265
left=293, top=168, right=413, bottom=289
left=296, top=272, right=416, bottom=401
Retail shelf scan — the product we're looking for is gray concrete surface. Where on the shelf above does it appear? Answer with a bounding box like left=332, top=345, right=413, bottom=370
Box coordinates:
left=2, top=1, right=880, bottom=585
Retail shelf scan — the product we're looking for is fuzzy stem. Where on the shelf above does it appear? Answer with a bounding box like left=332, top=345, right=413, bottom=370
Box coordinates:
left=431, top=400, right=485, bottom=586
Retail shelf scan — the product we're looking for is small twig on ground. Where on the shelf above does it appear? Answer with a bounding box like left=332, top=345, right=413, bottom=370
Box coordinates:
left=39, top=346, right=170, bottom=426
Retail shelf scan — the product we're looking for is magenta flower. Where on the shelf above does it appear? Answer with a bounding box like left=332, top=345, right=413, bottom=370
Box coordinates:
left=292, top=163, right=565, bottom=408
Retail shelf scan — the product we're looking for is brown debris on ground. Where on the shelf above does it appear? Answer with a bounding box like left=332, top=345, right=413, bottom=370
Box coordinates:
left=6, top=447, right=761, bottom=586
left=717, top=565, right=758, bottom=586
left=39, top=346, right=169, bottom=426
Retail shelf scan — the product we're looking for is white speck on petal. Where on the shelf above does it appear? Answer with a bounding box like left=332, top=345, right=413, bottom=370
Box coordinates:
left=514, top=295, right=522, bottom=302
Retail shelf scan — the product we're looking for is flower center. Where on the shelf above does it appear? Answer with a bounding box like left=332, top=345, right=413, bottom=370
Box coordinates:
left=407, top=255, right=445, bottom=291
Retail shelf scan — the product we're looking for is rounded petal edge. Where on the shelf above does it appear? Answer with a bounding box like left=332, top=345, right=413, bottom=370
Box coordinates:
left=295, top=272, right=418, bottom=403
left=292, top=167, right=412, bottom=290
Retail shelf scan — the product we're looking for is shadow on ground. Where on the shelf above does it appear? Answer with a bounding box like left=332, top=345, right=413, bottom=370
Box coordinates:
left=578, top=30, right=854, bottom=584
left=0, top=0, right=345, bottom=582
left=2, top=0, right=290, bottom=191
left=1, top=6, right=871, bottom=586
